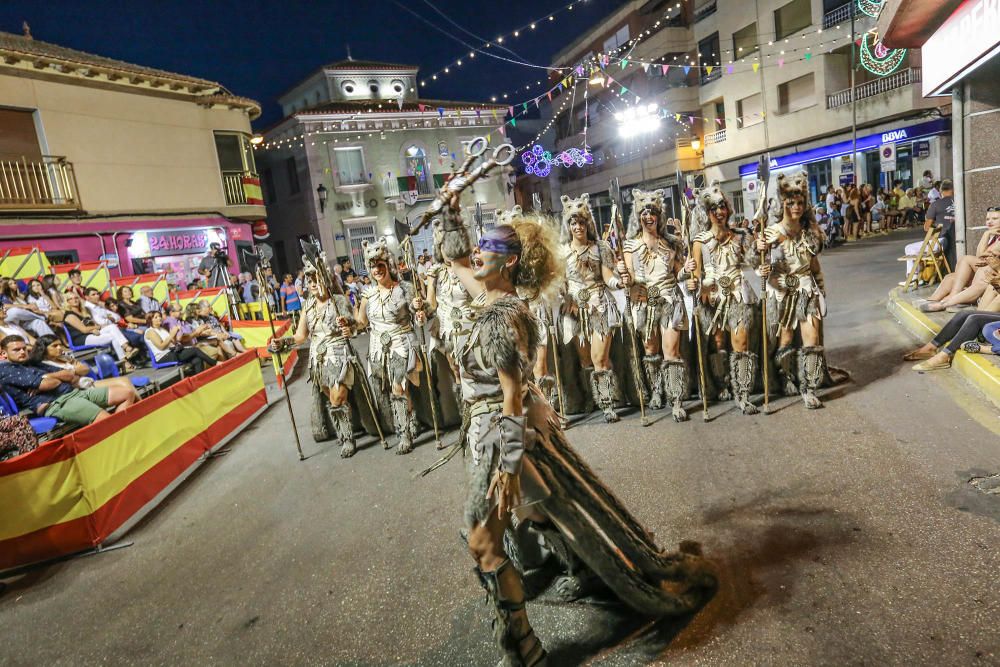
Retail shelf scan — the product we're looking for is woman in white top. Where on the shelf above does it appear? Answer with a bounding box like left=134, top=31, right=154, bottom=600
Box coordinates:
left=143, top=311, right=217, bottom=373
left=26, top=279, right=64, bottom=323
left=62, top=292, right=138, bottom=370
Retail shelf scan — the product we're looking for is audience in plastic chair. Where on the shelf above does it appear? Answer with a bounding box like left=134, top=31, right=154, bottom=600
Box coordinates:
left=62, top=292, right=141, bottom=371
left=143, top=311, right=218, bottom=374
left=0, top=335, right=134, bottom=426
left=29, top=334, right=139, bottom=404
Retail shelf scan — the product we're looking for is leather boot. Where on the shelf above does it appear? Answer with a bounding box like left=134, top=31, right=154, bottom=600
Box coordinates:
left=661, top=359, right=689, bottom=422
left=798, top=346, right=826, bottom=409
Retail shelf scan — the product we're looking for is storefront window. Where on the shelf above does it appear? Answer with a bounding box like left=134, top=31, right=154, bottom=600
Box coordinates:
left=894, top=145, right=913, bottom=189
left=806, top=161, right=832, bottom=203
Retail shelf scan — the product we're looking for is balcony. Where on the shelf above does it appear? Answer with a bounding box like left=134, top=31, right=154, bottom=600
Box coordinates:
left=221, top=170, right=264, bottom=206
left=705, top=128, right=727, bottom=145
left=0, top=156, right=81, bottom=211
left=333, top=170, right=373, bottom=194
left=823, top=3, right=853, bottom=29
left=694, top=0, right=717, bottom=22
left=826, top=68, right=922, bottom=109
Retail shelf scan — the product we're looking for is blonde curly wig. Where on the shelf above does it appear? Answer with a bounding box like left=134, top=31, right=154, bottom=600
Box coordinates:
left=488, top=210, right=564, bottom=301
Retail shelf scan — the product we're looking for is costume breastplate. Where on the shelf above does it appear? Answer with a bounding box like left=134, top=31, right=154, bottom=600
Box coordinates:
left=565, top=243, right=605, bottom=294
left=365, top=284, right=411, bottom=334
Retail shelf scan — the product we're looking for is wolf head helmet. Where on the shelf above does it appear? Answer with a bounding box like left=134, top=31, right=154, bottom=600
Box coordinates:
left=496, top=205, right=523, bottom=226
left=560, top=193, right=597, bottom=242
left=626, top=188, right=672, bottom=238
left=774, top=170, right=815, bottom=226
left=362, top=238, right=399, bottom=279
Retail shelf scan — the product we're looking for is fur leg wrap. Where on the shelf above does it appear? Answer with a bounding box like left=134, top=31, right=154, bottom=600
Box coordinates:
left=391, top=395, right=413, bottom=454
left=329, top=404, right=356, bottom=457
left=774, top=346, right=799, bottom=396
left=590, top=369, right=620, bottom=423
left=534, top=523, right=605, bottom=603
left=798, top=346, right=826, bottom=409
left=537, top=375, right=558, bottom=410
left=642, top=355, right=664, bottom=410
left=474, top=559, right=547, bottom=667
left=662, top=360, right=689, bottom=422
left=708, top=351, right=731, bottom=401
left=729, top=351, right=759, bottom=415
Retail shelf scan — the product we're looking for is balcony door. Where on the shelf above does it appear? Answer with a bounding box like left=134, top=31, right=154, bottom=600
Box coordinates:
left=334, top=147, right=366, bottom=186
left=403, top=144, right=431, bottom=195
left=344, top=217, right=378, bottom=276
left=0, top=109, right=42, bottom=160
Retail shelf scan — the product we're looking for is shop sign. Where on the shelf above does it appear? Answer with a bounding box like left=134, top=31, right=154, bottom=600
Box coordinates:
left=880, top=143, right=897, bottom=172
left=99, top=253, right=119, bottom=269
left=839, top=173, right=855, bottom=186
left=915, top=140, right=930, bottom=158
left=841, top=160, right=854, bottom=175
left=145, top=230, right=213, bottom=257
left=923, top=0, right=1000, bottom=97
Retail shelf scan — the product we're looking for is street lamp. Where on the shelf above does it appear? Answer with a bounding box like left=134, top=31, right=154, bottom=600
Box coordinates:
left=317, top=183, right=328, bottom=213
left=691, top=137, right=702, bottom=152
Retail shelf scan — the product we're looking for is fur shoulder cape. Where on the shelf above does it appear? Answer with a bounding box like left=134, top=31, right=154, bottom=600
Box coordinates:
left=476, top=294, right=539, bottom=378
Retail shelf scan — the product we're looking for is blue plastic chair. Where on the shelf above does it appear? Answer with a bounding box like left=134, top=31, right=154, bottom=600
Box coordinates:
left=62, top=324, right=107, bottom=353
left=144, top=339, right=179, bottom=370
left=0, top=391, right=57, bottom=436
left=90, top=351, right=151, bottom=388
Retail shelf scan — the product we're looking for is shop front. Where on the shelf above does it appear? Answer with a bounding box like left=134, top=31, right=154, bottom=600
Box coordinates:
left=0, top=215, right=254, bottom=289
left=738, top=117, right=952, bottom=210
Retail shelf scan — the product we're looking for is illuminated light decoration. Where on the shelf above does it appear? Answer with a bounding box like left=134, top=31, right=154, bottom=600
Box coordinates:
left=859, top=30, right=906, bottom=76
left=856, top=0, right=884, bottom=18
left=553, top=147, right=594, bottom=168
left=521, top=144, right=553, bottom=177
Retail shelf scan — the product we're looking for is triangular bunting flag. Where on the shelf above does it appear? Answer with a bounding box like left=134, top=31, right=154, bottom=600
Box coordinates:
left=475, top=109, right=481, bottom=118
left=688, top=116, right=695, bottom=123
left=715, top=118, right=723, bottom=125
left=418, top=103, right=426, bottom=112
left=508, top=106, right=514, bottom=116
left=522, top=102, right=528, bottom=113
left=675, top=113, right=681, bottom=121
left=621, top=86, right=627, bottom=95
left=804, top=52, right=812, bottom=60
left=620, top=59, right=628, bottom=69
left=557, top=83, right=563, bottom=92
left=437, top=107, right=445, bottom=117
left=642, top=63, right=649, bottom=73
left=511, top=118, right=516, bottom=127
left=778, top=58, right=784, bottom=67
left=726, top=65, right=734, bottom=74
left=491, top=109, right=498, bottom=120
left=547, top=91, right=552, bottom=101
left=662, top=65, right=669, bottom=75
left=752, top=63, right=760, bottom=72
left=706, top=66, right=714, bottom=75
left=683, top=66, right=691, bottom=75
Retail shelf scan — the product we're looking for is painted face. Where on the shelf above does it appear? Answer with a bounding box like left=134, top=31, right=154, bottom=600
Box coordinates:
left=569, top=216, right=588, bottom=241
left=709, top=201, right=729, bottom=224
left=370, top=260, right=389, bottom=282
left=785, top=196, right=805, bottom=221
left=472, top=247, right=511, bottom=280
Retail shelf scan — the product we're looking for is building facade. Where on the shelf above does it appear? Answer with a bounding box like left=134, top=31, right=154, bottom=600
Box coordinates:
left=877, top=0, right=999, bottom=253
left=0, top=28, right=265, bottom=286
left=256, top=60, right=512, bottom=275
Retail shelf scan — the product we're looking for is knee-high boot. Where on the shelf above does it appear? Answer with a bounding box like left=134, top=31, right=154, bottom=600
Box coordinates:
left=774, top=346, right=799, bottom=396
left=475, top=559, right=548, bottom=667
left=798, top=346, right=827, bottom=409
left=590, top=369, right=621, bottom=423
left=329, top=403, right=356, bottom=457
left=661, top=359, right=689, bottom=422
left=390, top=395, right=413, bottom=454
left=729, top=351, right=759, bottom=415
left=708, top=350, right=731, bottom=401
left=642, top=355, right=664, bottom=409
left=580, top=366, right=595, bottom=414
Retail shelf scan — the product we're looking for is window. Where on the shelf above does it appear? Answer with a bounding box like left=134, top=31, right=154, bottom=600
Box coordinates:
left=403, top=145, right=431, bottom=195
left=334, top=147, right=366, bottom=185
left=713, top=101, right=726, bottom=130
left=44, top=249, right=79, bottom=265
left=261, top=167, right=277, bottom=203
left=214, top=132, right=256, bottom=174
left=775, top=0, right=812, bottom=39
left=698, top=32, right=721, bottom=83
left=391, top=79, right=405, bottom=94
left=733, top=22, right=758, bottom=58
left=285, top=156, right=300, bottom=195
left=603, top=24, right=630, bottom=52
left=737, top=93, right=763, bottom=127
left=341, top=80, right=356, bottom=95
left=777, top=73, right=815, bottom=114
left=0, top=108, right=42, bottom=160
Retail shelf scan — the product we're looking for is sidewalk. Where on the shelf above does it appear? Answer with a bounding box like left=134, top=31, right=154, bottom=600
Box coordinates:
left=887, top=286, right=1000, bottom=408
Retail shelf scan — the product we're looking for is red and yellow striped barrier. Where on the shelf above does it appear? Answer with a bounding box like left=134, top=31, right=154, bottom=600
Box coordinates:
left=173, top=286, right=231, bottom=318
left=0, top=352, right=266, bottom=572
left=110, top=272, right=170, bottom=304
left=0, top=246, right=51, bottom=279
left=230, top=319, right=297, bottom=388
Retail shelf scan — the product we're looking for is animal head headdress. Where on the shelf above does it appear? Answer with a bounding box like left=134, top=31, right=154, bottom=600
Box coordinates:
left=560, top=193, right=597, bottom=242
left=626, top=188, right=672, bottom=238
left=774, top=170, right=815, bottom=226
left=362, top=238, right=399, bottom=279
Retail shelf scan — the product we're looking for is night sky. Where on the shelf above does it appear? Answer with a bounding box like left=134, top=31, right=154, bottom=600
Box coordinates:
left=0, top=0, right=622, bottom=128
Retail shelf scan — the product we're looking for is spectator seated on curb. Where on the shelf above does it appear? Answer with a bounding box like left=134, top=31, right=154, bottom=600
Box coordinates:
left=904, top=270, right=1000, bottom=370
left=917, top=211, right=1000, bottom=313
left=967, top=321, right=1000, bottom=355
left=0, top=335, right=135, bottom=426
left=29, top=334, right=140, bottom=403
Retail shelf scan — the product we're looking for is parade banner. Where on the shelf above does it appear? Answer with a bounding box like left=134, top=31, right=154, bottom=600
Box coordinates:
left=51, top=261, right=111, bottom=296
left=110, top=272, right=169, bottom=304
left=173, top=286, right=230, bottom=318
left=0, top=352, right=266, bottom=572
left=0, top=246, right=51, bottom=280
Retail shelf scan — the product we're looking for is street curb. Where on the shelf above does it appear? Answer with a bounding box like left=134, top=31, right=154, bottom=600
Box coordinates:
left=887, top=287, right=1000, bottom=408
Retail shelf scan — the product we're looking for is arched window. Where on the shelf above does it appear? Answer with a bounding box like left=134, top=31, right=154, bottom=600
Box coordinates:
left=403, top=144, right=430, bottom=195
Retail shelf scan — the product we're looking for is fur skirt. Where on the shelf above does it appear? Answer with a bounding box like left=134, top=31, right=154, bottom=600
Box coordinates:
left=309, top=343, right=355, bottom=390
left=632, top=291, right=687, bottom=337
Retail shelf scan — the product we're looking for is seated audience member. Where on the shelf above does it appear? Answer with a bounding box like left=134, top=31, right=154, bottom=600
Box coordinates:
left=1, top=278, right=55, bottom=338
left=41, top=274, right=64, bottom=309
left=63, top=292, right=140, bottom=370
left=917, top=207, right=1000, bottom=311
left=193, top=300, right=246, bottom=357
left=64, top=269, right=86, bottom=299
left=143, top=311, right=217, bottom=373
left=25, top=279, right=64, bottom=323
left=0, top=335, right=134, bottom=426
left=29, top=334, right=139, bottom=402
left=165, top=304, right=223, bottom=361
left=138, top=285, right=161, bottom=314
left=83, top=287, right=146, bottom=357
left=898, top=188, right=917, bottom=224
left=0, top=303, right=36, bottom=345
left=903, top=180, right=956, bottom=278
left=871, top=193, right=886, bottom=231
left=114, top=286, right=149, bottom=327
left=183, top=302, right=236, bottom=359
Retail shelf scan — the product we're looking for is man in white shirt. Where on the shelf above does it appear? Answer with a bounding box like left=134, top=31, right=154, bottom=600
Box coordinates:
left=84, top=287, right=146, bottom=351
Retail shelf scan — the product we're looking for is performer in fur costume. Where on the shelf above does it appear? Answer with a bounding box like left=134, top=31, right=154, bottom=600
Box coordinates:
left=354, top=239, right=425, bottom=452
left=760, top=171, right=828, bottom=409
left=426, top=194, right=714, bottom=665
left=559, top=193, right=626, bottom=422
left=617, top=188, right=692, bottom=422
left=424, top=247, right=474, bottom=422
left=272, top=257, right=361, bottom=457
left=690, top=185, right=762, bottom=415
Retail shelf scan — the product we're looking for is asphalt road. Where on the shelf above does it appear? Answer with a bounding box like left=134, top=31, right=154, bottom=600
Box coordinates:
left=3, top=229, right=999, bottom=667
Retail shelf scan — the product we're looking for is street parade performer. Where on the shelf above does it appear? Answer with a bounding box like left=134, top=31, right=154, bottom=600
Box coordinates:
left=424, top=245, right=474, bottom=420
left=618, top=188, right=692, bottom=422
left=270, top=252, right=365, bottom=457
left=422, top=184, right=715, bottom=665
left=354, top=239, right=424, bottom=453
left=560, top=193, right=626, bottom=422
left=760, top=170, right=828, bottom=409
left=691, top=185, right=762, bottom=415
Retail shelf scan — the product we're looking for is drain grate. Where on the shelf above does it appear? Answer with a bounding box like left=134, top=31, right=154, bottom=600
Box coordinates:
left=968, top=473, right=1000, bottom=495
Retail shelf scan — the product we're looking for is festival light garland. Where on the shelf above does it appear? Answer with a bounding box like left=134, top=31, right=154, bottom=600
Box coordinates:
left=856, top=0, right=885, bottom=19
left=858, top=30, right=906, bottom=76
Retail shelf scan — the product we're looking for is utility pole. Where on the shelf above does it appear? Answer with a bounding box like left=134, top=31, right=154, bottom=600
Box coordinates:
left=850, top=4, right=858, bottom=186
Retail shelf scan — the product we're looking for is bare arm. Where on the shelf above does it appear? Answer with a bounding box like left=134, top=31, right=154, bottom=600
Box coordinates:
left=291, top=307, right=309, bottom=345
left=450, top=256, right=484, bottom=300
left=65, top=312, right=97, bottom=334
left=144, top=329, right=172, bottom=351
left=354, top=296, right=369, bottom=329
left=39, top=369, right=76, bottom=391
left=691, top=241, right=704, bottom=280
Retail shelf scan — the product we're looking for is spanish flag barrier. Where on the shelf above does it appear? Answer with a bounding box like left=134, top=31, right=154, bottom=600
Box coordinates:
left=52, top=260, right=111, bottom=296
left=230, top=319, right=297, bottom=388
left=110, top=272, right=170, bottom=304
left=0, top=247, right=51, bottom=280
left=173, top=286, right=230, bottom=318
left=0, top=351, right=267, bottom=572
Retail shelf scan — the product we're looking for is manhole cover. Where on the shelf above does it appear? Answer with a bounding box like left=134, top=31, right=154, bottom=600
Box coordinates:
left=969, top=473, right=1000, bottom=495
